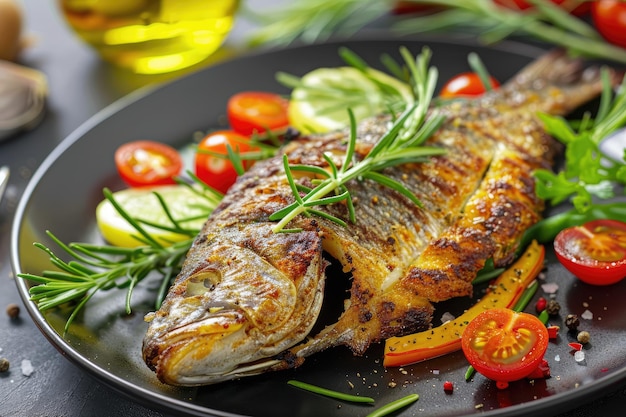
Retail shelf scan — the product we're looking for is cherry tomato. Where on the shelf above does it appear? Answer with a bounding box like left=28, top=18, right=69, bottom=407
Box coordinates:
left=439, top=72, right=500, bottom=98
left=493, top=0, right=590, bottom=15
left=553, top=219, right=626, bottom=285
left=592, top=0, right=626, bottom=49
left=114, top=140, right=182, bottom=188
left=194, top=130, right=256, bottom=194
left=461, top=308, right=549, bottom=383
left=391, top=1, right=442, bottom=15
left=227, top=91, right=289, bottom=136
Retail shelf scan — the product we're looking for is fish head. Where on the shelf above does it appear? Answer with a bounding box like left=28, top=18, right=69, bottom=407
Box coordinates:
left=142, top=239, right=322, bottom=386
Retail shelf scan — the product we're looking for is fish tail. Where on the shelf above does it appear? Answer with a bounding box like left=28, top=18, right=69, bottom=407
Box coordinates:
left=504, top=49, right=620, bottom=115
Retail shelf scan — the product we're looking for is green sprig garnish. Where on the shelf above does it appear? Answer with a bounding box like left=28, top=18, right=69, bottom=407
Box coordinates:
left=244, top=0, right=390, bottom=48
left=365, top=394, right=420, bottom=417
left=269, top=47, right=446, bottom=232
left=287, top=380, right=419, bottom=417
left=287, top=380, right=375, bottom=403
left=246, top=0, right=626, bottom=65
left=18, top=180, right=220, bottom=332
left=534, top=68, right=626, bottom=212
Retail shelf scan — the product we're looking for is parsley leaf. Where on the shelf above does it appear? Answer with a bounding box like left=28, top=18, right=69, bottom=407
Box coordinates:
left=534, top=68, right=626, bottom=212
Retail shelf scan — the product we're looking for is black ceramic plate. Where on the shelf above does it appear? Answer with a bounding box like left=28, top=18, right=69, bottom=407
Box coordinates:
left=11, top=37, right=626, bottom=417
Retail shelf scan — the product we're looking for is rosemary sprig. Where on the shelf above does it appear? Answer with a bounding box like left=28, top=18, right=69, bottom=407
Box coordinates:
left=18, top=181, right=220, bottom=332
left=392, top=0, right=626, bottom=63
left=269, top=47, right=447, bottom=232
left=244, top=0, right=391, bottom=48
left=245, top=0, right=626, bottom=65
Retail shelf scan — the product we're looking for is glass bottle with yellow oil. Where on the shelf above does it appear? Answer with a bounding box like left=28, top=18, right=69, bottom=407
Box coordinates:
left=59, top=0, right=239, bottom=74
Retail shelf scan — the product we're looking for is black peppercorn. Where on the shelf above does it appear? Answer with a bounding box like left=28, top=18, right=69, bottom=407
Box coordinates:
left=577, top=330, right=591, bottom=344
left=0, top=357, right=9, bottom=373
left=565, top=314, right=580, bottom=331
left=6, top=303, right=19, bottom=319
left=546, top=299, right=561, bottom=316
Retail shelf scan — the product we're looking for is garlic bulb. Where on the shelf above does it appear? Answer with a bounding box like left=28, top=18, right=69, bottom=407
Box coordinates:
left=0, top=60, right=47, bottom=141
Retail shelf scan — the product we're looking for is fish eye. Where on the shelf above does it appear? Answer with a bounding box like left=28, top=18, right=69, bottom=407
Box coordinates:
left=185, top=270, right=222, bottom=296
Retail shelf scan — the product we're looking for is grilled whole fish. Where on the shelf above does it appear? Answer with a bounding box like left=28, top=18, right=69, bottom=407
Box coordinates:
left=142, top=50, right=612, bottom=386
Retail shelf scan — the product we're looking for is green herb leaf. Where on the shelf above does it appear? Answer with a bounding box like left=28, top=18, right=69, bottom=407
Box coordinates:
left=534, top=68, right=626, bottom=212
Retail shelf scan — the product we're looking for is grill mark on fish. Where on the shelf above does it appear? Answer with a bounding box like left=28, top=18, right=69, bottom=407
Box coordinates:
left=142, top=50, right=617, bottom=386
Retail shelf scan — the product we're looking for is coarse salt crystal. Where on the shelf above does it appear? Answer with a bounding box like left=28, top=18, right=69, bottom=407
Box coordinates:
left=541, top=282, right=559, bottom=294
left=441, top=312, right=455, bottom=324
left=21, top=359, right=34, bottom=377
left=574, top=350, right=585, bottom=363
left=581, top=309, right=593, bottom=320
left=432, top=369, right=440, bottom=375
left=555, top=354, right=561, bottom=362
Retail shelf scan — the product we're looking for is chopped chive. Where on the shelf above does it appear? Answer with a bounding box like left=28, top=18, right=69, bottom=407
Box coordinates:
left=512, top=280, right=539, bottom=313
left=287, top=380, right=375, bottom=403
left=464, top=365, right=476, bottom=381
left=472, top=266, right=505, bottom=285
left=538, top=309, right=550, bottom=325
left=365, top=394, right=419, bottom=417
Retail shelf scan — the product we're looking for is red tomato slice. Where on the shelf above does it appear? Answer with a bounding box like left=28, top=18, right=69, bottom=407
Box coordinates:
left=439, top=72, right=500, bottom=98
left=194, top=130, right=256, bottom=194
left=592, top=0, right=626, bottom=49
left=114, top=141, right=182, bottom=188
left=227, top=91, right=289, bottom=136
left=461, top=308, right=549, bottom=383
left=553, top=219, right=626, bottom=285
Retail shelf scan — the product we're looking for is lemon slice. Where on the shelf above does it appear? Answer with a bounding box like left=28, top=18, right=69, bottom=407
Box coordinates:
left=96, top=185, right=215, bottom=247
left=288, top=66, right=413, bottom=134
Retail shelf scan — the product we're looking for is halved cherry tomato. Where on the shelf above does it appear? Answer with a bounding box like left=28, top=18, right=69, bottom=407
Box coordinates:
left=591, top=0, right=626, bottom=49
left=439, top=72, right=500, bottom=98
left=194, top=130, right=256, bottom=194
left=114, top=140, right=182, bottom=188
left=461, top=308, right=549, bottom=383
left=553, top=219, right=626, bottom=285
left=227, top=91, right=289, bottom=136
left=493, top=0, right=590, bottom=15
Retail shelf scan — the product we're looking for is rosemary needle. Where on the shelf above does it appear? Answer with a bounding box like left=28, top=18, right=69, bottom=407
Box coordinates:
left=512, top=280, right=539, bottom=313
left=287, top=380, right=375, bottom=403
left=365, top=394, right=419, bottom=417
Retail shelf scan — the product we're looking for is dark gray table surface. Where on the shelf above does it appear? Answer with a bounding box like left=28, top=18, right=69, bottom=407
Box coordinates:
left=1, top=1, right=625, bottom=416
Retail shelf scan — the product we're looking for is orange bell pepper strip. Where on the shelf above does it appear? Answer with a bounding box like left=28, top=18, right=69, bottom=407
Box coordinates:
left=383, top=240, right=545, bottom=367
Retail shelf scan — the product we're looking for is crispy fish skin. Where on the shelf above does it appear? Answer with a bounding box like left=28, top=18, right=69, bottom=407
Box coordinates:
left=143, top=50, right=612, bottom=385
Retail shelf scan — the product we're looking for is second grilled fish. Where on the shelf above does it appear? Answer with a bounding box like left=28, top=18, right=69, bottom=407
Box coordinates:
left=142, top=50, right=612, bottom=386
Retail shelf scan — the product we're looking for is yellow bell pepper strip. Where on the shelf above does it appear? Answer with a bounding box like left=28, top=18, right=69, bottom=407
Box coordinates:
left=383, top=240, right=545, bottom=367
